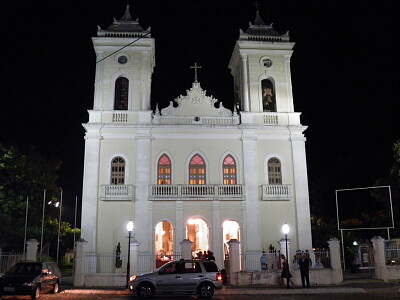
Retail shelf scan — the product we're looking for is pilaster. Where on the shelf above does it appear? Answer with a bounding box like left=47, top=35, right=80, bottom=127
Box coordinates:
left=134, top=134, right=152, bottom=252
left=81, top=130, right=102, bottom=252
left=241, top=135, right=260, bottom=252
left=290, top=135, right=312, bottom=250
left=241, top=54, right=249, bottom=112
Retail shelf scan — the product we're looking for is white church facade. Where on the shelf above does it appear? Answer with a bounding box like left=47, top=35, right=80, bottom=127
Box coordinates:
left=81, top=5, right=312, bottom=271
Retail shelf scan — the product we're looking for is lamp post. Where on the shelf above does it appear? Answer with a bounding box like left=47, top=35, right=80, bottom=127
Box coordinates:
left=282, top=223, right=290, bottom=289
left=126, top=220, right=134, bottom=289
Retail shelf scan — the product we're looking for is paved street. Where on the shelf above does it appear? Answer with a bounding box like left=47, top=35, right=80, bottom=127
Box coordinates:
left=1, top=277, right=398, bottom=300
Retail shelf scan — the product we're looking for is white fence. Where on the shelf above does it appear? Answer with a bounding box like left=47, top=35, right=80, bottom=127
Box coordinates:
left=240, top=250, right=281, bottom=271
left=385, top=245, right=400, bottom=265
left=0, top=251, right=23, bottom=273
left=240, top=249, right=331, bottom=271
left=85, top=251, right=182, bottom=274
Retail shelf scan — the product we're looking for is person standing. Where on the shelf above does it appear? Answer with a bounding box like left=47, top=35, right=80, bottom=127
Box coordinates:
left=260, top=251, right=267, bottom=270
left=298, top=253, right=311, bottom=288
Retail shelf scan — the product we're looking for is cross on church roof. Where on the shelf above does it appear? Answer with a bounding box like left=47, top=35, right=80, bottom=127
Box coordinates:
left=190, top=62, right=202, bottom=83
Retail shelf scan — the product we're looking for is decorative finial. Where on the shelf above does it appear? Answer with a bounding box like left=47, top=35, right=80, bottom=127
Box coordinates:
left=190, top=62, right=202, bottom=83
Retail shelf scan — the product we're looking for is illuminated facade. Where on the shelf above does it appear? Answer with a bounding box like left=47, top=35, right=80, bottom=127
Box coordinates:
left=81, top=5, right=312, bottom=270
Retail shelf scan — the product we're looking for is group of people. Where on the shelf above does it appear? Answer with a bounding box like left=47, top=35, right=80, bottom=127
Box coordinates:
left=260, top=252, right=311, bottom=288
left=196, top=250, right=215, bottom=261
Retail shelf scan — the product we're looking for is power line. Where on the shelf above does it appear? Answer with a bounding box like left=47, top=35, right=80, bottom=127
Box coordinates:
left=96, top=31, right=151, bottom=64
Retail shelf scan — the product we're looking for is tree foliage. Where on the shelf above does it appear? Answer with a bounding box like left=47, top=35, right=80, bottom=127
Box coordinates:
left=0, top=144, right=79, bottom=254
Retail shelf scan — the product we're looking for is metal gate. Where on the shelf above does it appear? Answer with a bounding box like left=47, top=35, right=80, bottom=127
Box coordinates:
left=345, top=243, right=376, bottom=279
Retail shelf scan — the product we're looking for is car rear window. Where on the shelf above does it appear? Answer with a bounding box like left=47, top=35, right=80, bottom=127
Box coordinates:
left=202, top=262, right=218, bottom=272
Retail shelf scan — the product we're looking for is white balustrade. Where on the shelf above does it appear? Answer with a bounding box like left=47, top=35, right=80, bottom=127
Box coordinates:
left=261, top=184, right=292, bottom=200
left=149, top=184, right=245, bottom=200
left=100, top=185, right=134, bottom=201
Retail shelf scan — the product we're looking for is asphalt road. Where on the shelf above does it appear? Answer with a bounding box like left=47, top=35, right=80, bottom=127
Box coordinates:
left=1, top=292, right=399, bottom=300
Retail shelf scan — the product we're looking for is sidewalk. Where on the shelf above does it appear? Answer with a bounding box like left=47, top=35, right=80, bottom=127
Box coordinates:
left=61, top=276, right=399, bottom=295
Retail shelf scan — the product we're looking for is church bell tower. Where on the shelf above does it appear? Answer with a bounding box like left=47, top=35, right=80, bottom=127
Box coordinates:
left=92, top=5, right=155, bottom=116
left=229, top=11, right=295, bottom=120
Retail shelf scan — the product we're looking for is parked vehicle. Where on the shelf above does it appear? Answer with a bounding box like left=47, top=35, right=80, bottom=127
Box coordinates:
left=0, top=261, right=61, bottom=299
left=129, top=259, right=223, bottom=298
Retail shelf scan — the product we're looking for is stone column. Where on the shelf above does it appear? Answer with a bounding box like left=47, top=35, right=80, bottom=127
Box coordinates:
left=371, top=236, right=388, bottom=282
left=73, top=239, right=88, bottom=287
left=130, top=239, right=140, bottom=276
left=327, top=238, right=343, bottom=284
left=240, top=54, right=249, bottom=112
left=228, top=239, right=241, bottom=285
left=212, top=200, right=223, bottom=269
left=279, top=238, right=291, bottom=264
left=175, top=201, right=184, bottom=250
left=26, top=239, right=39, bottom=261
left=180, top=239, right=193, bottom=260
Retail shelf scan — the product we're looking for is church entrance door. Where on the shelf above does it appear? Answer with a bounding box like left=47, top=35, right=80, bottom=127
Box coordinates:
left=155, top=221, right=174, bottom=268
left=186, top=218, right=209, bottom=257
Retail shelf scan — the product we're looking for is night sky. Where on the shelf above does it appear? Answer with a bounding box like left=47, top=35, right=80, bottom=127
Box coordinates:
left=1, top=1, right=399, bottom=225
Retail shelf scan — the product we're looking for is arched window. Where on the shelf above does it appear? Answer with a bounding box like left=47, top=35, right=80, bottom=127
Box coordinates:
left=111, top=157, right=125, bottom=185
left=157, top=154, right=171, bottom=185
left=223, top=155, right=237, bottom=185
left=268, top=157, right=282, bottom=184
left=261, top=79, right=276, bottom=112
left=189, top=154, right=206, bottom=185
left=114, top=77, right=129, bottom=110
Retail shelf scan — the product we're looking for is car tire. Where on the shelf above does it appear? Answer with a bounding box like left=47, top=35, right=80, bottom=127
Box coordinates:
left=31, top=285, right=40, bottom=299
left=197, top=283, right=214, bottom=299
left=137, top=282, right=154, bottom=298
left=51, top=282, right=59, bottom=294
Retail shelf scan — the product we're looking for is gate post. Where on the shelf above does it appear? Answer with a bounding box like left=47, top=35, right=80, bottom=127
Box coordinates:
left=130, top=239, right=140, bottom=275
left=227, top=239, right=240, bottom=285
left=180, top=239, right=193, bottom=260
left=73, top=238, right=88, bottom=287
left=279, top=238, right=291, bottom=262
left=327, top=238, right=343, bottom=284
left=26, top=239, right=39, bottom=261
left=371, top=236, right=388, bottom=282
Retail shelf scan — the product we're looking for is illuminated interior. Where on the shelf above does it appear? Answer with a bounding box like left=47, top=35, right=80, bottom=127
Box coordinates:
left=223, top=220, right=240, bottom=256
left=155, top=221, right=173, bottom=256
left=186, top=218, right=209, bottom=252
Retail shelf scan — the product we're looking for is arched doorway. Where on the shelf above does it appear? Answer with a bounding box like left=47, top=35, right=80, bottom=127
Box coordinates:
left=222, top=220, right=240, bottom=258
left=155, top=221, right=174, bottom=267
left=186, top=218, right=209, bottom=256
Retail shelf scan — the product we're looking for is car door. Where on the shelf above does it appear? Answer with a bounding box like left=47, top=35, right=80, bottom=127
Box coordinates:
left=39, top=264, right=52, bottom=292
left=176, top=262, right=203, bottom=291
left=155, top=262, right=186, bottom=292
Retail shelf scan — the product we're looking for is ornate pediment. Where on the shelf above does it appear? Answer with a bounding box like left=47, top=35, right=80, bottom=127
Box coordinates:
left=160, top=82, right=232, bottom=117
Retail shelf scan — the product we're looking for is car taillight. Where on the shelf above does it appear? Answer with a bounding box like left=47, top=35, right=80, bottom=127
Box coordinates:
left=216, top=272, right=222, bottom=281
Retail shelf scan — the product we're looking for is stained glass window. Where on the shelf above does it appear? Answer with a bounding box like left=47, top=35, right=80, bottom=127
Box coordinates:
left=189, top=154, right=206, bottom=185
left=223, top=155, right=237, bottom=185
left=157, top=154, right=171, bottom=185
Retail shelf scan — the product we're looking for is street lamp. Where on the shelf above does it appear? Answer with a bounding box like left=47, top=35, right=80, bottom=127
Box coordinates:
left=126, top=220, right=134, bottom=289
left=282, top=223, right=290, bottom=289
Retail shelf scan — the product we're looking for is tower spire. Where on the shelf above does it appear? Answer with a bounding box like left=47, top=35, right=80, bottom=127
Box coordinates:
left=121, top=3, right=133, bottom=21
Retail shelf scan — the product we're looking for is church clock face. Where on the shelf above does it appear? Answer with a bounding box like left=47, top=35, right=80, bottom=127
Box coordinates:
left=118, top=55, right=128, bottom=64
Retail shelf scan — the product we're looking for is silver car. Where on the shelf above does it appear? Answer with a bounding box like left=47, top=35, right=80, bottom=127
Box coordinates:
left=128, top=260, right=223, bottom=298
